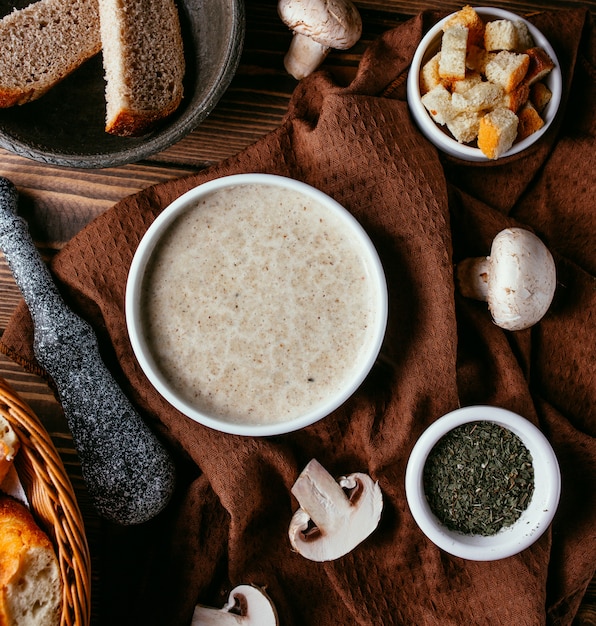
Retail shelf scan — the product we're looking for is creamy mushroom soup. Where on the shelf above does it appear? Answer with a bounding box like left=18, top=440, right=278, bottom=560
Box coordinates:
left=141, top=183, right=379, bottom=425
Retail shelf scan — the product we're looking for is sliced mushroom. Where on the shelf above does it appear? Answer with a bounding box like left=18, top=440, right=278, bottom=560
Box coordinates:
left=456, top=227, right=556, bottom=331
left=192, top=584, right=278, bottom=625
left=288, top=458, right=383, bottom=561
left=277, top=0, right=362, bottom=80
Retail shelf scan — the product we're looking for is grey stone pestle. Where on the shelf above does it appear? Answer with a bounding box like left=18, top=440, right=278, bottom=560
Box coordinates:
left=0, top=178, right=175, bottom=525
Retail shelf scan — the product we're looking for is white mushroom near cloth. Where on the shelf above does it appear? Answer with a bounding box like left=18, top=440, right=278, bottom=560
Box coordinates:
left=277, top=0, right=363, bottom=79
left=455, top=227, right=557, bottom=331
left=288, top=458, right=383, bottom=561
left=191, top=584, right=278, bottom=625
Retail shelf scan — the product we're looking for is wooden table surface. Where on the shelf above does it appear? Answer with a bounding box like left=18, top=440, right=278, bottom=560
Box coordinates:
left=0, top=0, right=593, bottom=624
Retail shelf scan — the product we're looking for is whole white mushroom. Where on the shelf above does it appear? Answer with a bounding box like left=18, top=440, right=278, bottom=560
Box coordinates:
left=455, top=227, right=557, bottom=331
left=277, top=0, right=362, bottom=80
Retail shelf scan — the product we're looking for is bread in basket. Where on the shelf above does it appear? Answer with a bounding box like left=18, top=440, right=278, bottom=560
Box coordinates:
left=0, top=376, right=91, bottom=626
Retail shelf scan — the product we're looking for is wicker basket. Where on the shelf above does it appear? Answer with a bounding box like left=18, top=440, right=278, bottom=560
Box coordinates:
left=0, top=376, right=91, bottom=626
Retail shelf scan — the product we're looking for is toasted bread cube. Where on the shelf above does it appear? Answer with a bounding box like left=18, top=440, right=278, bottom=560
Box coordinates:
left=501, top=81, right=530, bottom=112
left=452, top=81, right=504, bottom=112
left=466, top=44, right=491, bottom=73
left=443, top=5, right=485, bottom=46
left=513, top=20, right=534, bottom=50
left=421, top=84, right=455, bottom=125
left=478, top=107, right=519, bottom=159
left=420, top=52, right=442, bottom=94
left=439, top=25, right=469, bottom=81
left=530, top=81, right=552, bottom=113
left=517, top=100, right=545, bottom=140
left=485, top=50, right=530, bottom=92
left=524, top=47, right=555, bottom=85
left=484, top=19, right=518, bottom=51
left=447, top=110, right=482, bottom=143
left=451, top=71, right=483, bottom=94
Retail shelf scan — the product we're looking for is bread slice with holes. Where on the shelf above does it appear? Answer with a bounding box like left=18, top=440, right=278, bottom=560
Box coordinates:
left=0, top=0, right=101, bottom=107
left=0, top=495, right=62, bottom=626
left=99, top=0, right=185, bottom=136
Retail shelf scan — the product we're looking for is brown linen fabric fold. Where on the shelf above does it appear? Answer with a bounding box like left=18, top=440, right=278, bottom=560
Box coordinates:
left=2, top=9, right=595, bottom=626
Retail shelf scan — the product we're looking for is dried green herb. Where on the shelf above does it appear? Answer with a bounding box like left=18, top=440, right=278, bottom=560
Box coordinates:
left=423, top=420, right=535, bottom=536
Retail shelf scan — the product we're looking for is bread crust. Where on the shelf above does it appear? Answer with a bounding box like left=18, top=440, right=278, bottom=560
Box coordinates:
left=105, top=96, right=184, bottom=137
left=0, top=495, right=62, bottom=626
left=100, top=0, right=186, bottom=137
left=0, top=0, right=101, bottom=108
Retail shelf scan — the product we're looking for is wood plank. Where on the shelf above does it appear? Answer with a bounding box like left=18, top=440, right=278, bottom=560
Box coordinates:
left=0, top=151, right=198, bottom=248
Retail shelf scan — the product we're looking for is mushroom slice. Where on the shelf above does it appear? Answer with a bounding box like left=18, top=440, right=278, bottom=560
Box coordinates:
left=192, top=584, right=278, bottom=625
left=277, top=0, right=362, bottom=79
left=455, top=227, right=556, bottom=331
left=288, top=458, right=383, bottom=561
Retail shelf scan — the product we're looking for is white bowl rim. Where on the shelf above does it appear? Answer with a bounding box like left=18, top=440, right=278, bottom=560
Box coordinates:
left=126, top=173, right=388, bottom=437
left=406, top=6, right=563, bottom=162
left=405, top=405, right=561, bottom=560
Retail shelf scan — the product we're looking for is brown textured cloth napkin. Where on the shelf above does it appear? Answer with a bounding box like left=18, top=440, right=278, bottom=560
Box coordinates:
left=2, top=9, right=595, bottom=626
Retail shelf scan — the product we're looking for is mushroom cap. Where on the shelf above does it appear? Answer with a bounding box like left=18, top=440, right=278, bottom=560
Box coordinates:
left=487, top=227, right=556, bottom=330
left=277, top=0, right=362, bottom=49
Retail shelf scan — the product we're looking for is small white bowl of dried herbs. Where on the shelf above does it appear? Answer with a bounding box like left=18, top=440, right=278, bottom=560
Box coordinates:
left=405, top=405, right=561, bottom=561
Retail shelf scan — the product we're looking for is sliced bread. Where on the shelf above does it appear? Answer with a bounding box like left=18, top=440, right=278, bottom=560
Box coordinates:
left=0, top=495, right=62, bottom=626
left=0, top=0, right=101, bottom=107
left=99, top=0, right=185, bottom=136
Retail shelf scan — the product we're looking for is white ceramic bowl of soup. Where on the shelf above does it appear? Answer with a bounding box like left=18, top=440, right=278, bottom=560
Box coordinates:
left=126, top=173, right=388, bottom=436
left=407, top=7, right=562, bottom=161
left=405, top=405, right=561, bottom=560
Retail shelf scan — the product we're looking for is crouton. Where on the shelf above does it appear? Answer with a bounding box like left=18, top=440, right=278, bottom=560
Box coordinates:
left=439, top=25, right=469, bottom=81
left=484, top=19, right=518, bottom=51
left=501, top=81, right=530, bottom=112
left=452, top=81, right=504, bottom=112
left=447, top=110, right=482, bottom=143
left=443, top=5, right=485, bottom=46
left=524, top=47, right=555, bottom=85
left=466, top=44, right=491, bottom=73
left=420, top=52, right=442, bottom=94
left=517, top=100, right=544, bottom=140
left=451, top=71, right=483, bottom=94
left=530, top=81, right=552, bottom=113
left=513, top=20, right=534, bottom=50
left=485, top=50, right=529, bottom=92
left=421, top=84, right=455, bottom=125
left=477, top=107, right=519, bottom=159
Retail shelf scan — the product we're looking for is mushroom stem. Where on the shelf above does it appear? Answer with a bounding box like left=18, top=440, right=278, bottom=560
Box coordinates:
left=284, top=33, right=330, bottom=80
left=455, top=256, right=490, bottom=301
left=291, top=458, right=352, bottom=531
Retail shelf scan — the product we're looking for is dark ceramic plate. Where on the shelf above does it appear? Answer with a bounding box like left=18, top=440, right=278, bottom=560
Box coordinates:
left=0, top=0, right=245, bottom=168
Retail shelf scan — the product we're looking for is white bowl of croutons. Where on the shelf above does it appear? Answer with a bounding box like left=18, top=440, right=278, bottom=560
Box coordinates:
left=407, top=6, right=562, bottom=161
